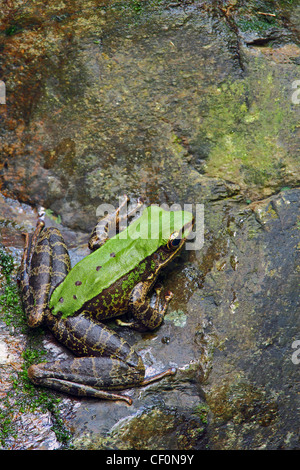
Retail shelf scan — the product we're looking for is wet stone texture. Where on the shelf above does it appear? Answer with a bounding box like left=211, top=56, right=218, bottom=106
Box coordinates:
left=0, top=0, right=299, bottom=450
left=202, top=189, right=300, bottom=449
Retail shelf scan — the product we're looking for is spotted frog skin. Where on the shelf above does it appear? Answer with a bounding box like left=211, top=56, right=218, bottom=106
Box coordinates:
left=20, top=196, right=194, bottom=404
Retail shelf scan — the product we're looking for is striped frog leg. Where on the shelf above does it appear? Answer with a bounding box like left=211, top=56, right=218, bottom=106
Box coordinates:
left=28, top=355, right=175, bottom=405
left=20, top=220, right=45, bottom=326
left=28, top=311, right=175, bottom=404
left=88, top=195, right=144, bottom=251
left=117, top=281, right=174, bottom=331
left=21, top=221, right=71, bottom=328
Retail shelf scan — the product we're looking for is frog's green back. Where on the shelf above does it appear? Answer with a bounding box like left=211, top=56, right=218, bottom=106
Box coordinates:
left=49, top=206, right=193, bottom=317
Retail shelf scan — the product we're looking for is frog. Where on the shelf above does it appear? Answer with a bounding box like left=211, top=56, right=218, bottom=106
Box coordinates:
left=20, top=195, right=194, bottom=405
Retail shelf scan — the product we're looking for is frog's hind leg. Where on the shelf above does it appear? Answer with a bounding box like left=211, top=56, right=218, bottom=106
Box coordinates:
left=46, top=312, right=141, bottom=365
left=28, top=357, right=176, bottom=405
left=31, top=313, right=175, bottom=404
left=28, top=357, right=136, bottom=405
left=37, top=313, right=145, bottom=403
left=88, top=195, right=144, bottom=250
left=21, top=220, right=46, bottom=327
left=21, top=222, right=71, bottom=328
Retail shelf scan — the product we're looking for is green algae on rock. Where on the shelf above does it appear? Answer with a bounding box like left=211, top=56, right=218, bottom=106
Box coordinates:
left=199, top=60, right=300, bottom=198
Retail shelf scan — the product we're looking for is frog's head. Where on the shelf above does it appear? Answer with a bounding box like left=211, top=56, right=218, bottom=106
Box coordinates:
left=138, top=205, right=194, bottom=268
left=162, top=208, right=194, bottom=249
left=163, top=208, right=194, bottom=258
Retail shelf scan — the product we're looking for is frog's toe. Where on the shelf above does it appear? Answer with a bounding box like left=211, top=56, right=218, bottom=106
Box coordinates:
left=141, top=366, right=177, bottom=386
left=115, top=318, right=135, bottom=327
left=154, top=284, right=163, bottom=294
left=165, top=290, right=174, bottom=301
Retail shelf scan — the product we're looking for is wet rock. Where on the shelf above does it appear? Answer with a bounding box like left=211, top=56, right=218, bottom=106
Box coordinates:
left=3, top=0, right=299, bottom=230
left=73, top=406, right=207, bottom=450
left=201, top=188, right=300, bottom=449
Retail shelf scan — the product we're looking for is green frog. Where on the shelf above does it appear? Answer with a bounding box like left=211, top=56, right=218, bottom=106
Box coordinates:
left=20, top=196, right=194, bottom=404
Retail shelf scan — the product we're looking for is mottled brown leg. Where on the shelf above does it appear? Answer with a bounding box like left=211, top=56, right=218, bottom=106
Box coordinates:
left=31, top=312, right=145, bottom=403
left=29, top=312, right=175, bottom=403
left=21, top=220, right=46, bottom=327
left=35, top=378, right=134, bottom=405
left=28, top=355, right=176, bottom=405
left=121, top=283, right=174, bottom=331
left=88, top=195, right=129, bottom=250
left=28, top=357, right=137, bottom=405
left=45, top=312, right=142, bottom=367
left=88, top=195, right=144, bottom=250
left=21, top=223, right=71, bottom=328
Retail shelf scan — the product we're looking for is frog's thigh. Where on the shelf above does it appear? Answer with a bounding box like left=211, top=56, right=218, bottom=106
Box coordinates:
left=28, top=356, right=142, bottom=404
left=47, top=312, right=142, bottom=367
left=21, top=224, right=70, bottom=328
left=24, top=227, right=53, bottom=328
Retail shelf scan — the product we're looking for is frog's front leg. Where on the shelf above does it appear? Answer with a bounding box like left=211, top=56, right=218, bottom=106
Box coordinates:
left=119, top=282, right=174, bottom=331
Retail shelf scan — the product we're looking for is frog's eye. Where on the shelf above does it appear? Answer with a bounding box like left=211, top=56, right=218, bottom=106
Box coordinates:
left=167, top=231, right=182, bottom=250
